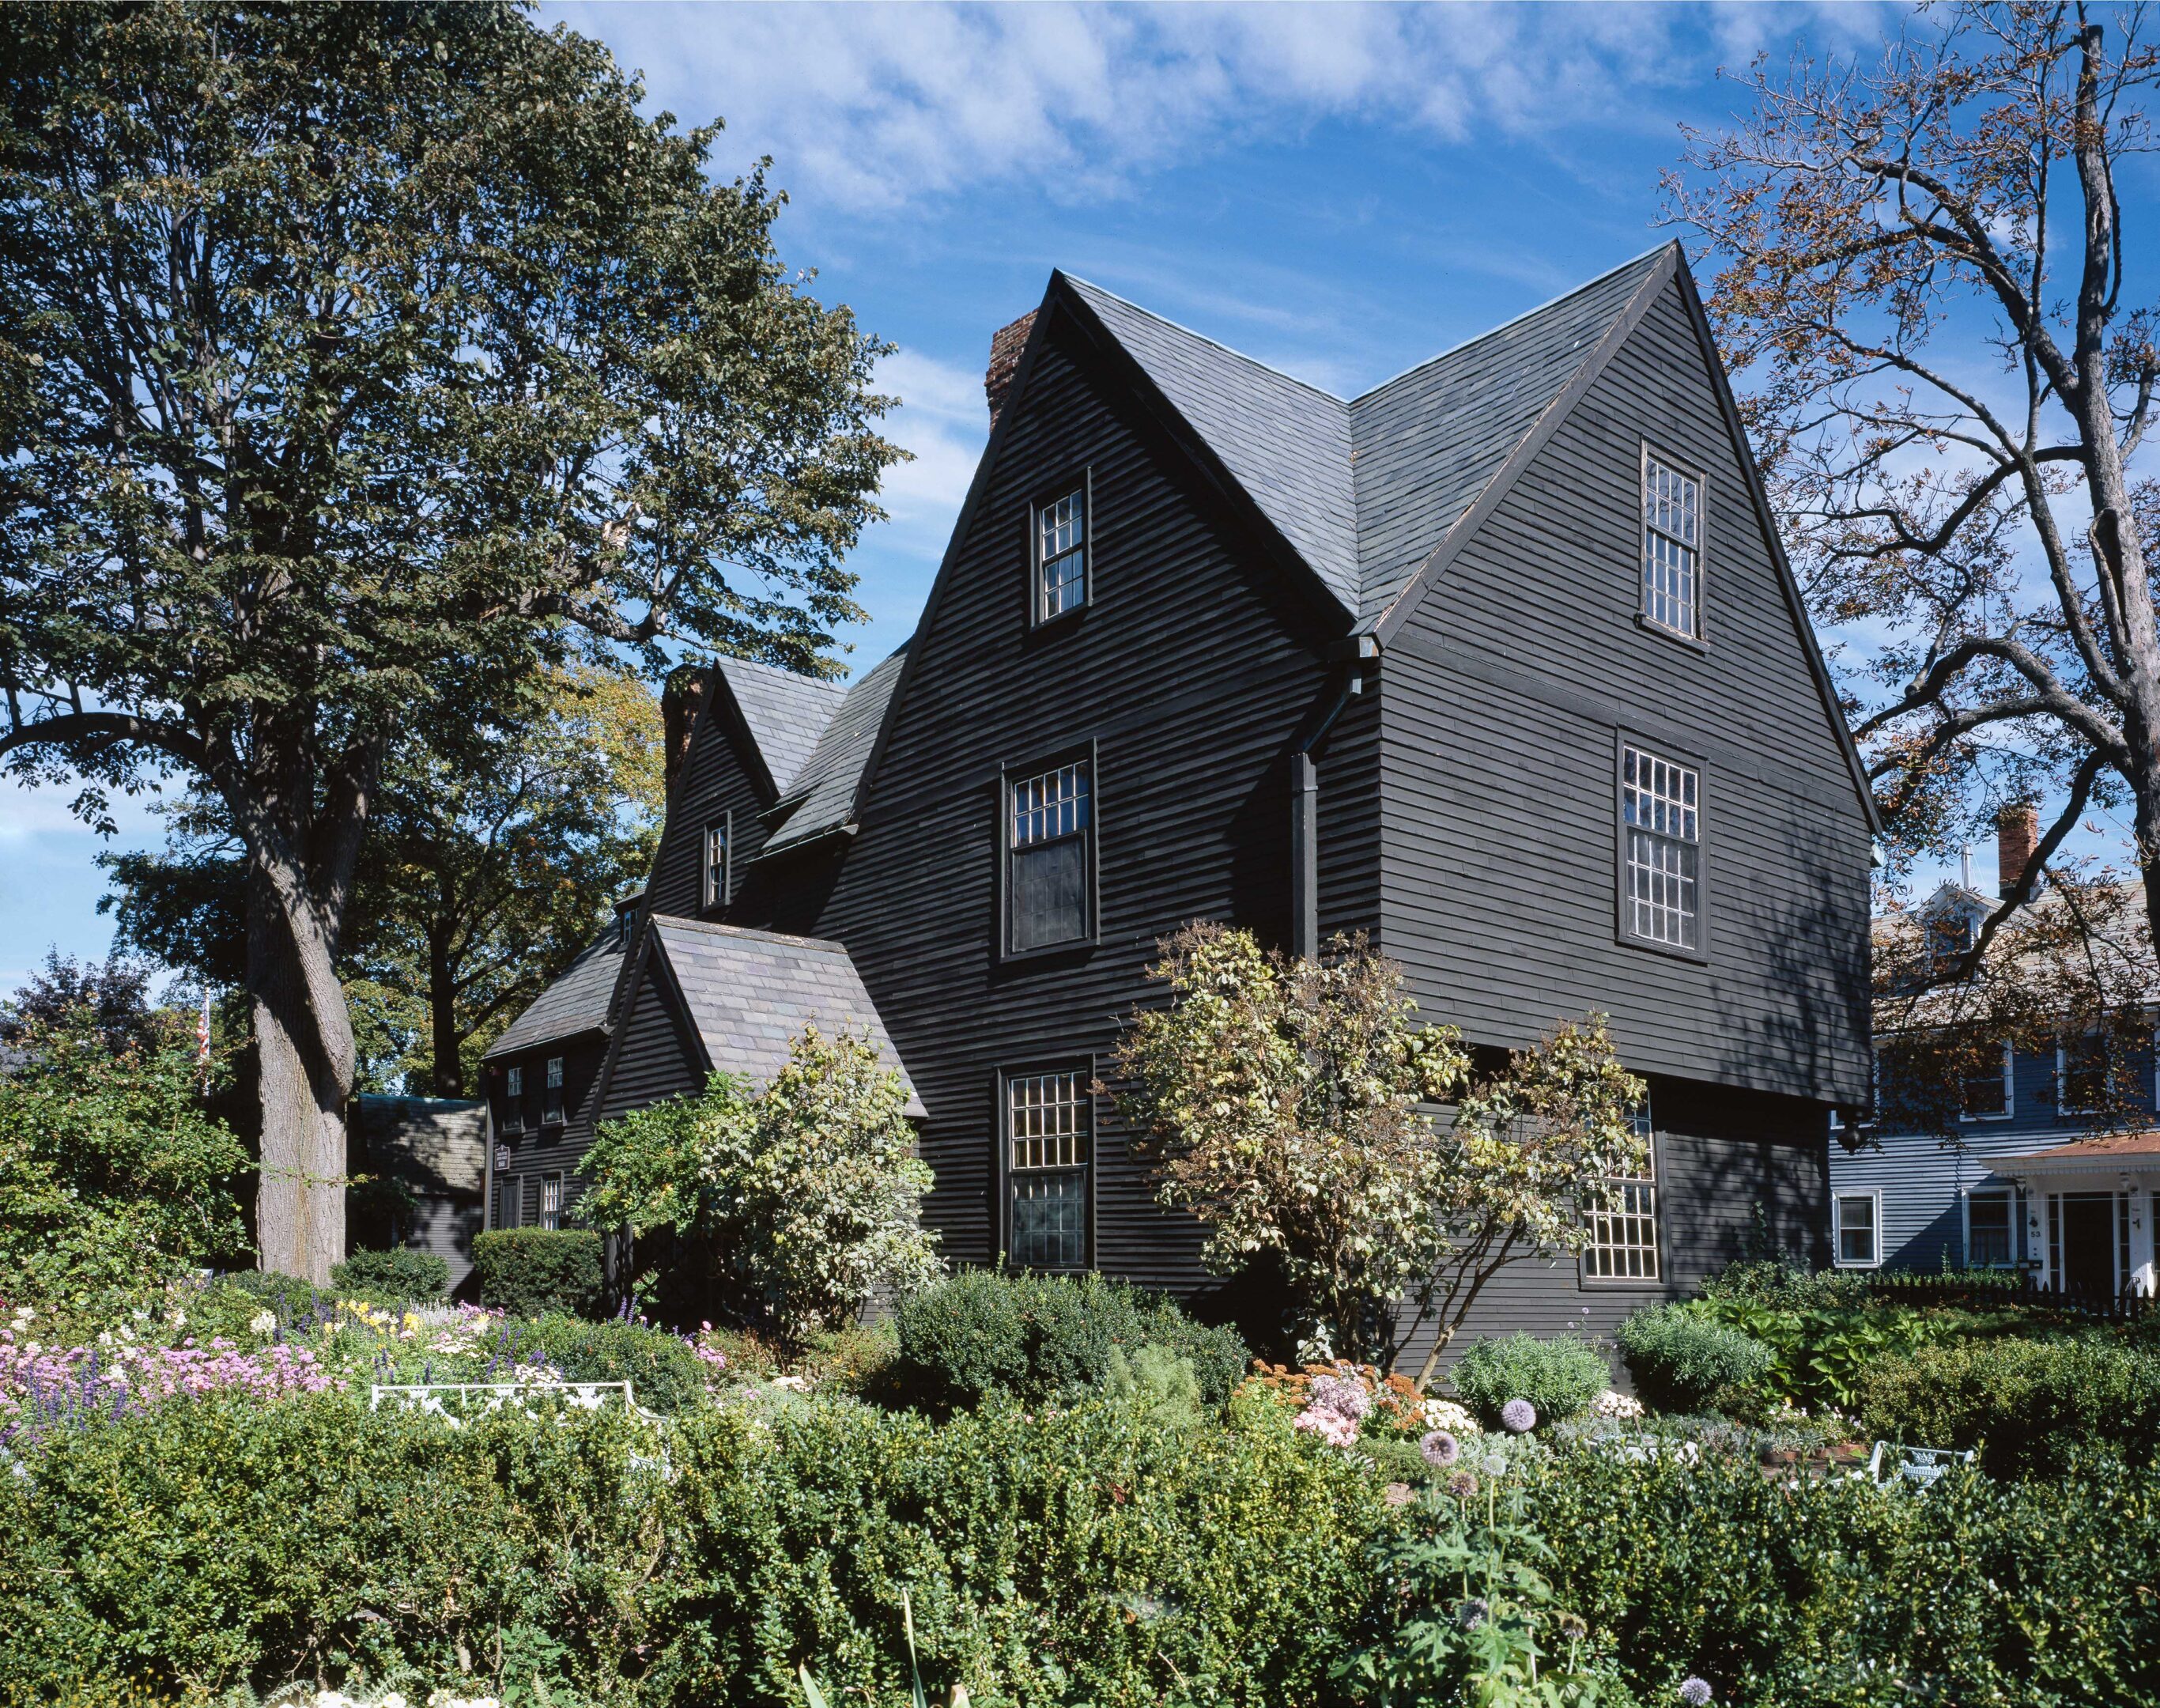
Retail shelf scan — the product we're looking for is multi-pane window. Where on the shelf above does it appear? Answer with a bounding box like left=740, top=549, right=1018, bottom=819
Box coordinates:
left=1622, top=745, right=1700, bottom=950
left=1961, top=1041, right=2012, bottom=1120
left=1641, top=451, right=1701, bottom=639
left=1008, top=1068, right=1089, bottom=1269
left=539, top=1173, right=564, bottom=1232
left=1967, top=1191, right=2014, bottom=1268
left=1834, top=1192, right=1879, bottom=1267
left=542, top=1055, right=565, bottom=1126
left=702, top=818, right=730, bottom=913
left=2057, top=1032, right=2111, bottom=1114
left=1583, top=1140, right=1660, bottom=1283
left=1036, top=486, right=1087, bottom=622
left=501, top=1065, right=525, bottom=1133
left=1006, top=759, right=1093, bottom=952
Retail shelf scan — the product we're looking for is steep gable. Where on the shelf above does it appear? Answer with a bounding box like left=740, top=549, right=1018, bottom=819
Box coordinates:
left=716, top=656, right=848, bottom=798
left=757, top=640, right=912, bottom=859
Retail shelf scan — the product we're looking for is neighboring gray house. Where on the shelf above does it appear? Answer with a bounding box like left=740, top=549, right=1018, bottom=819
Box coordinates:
left=349, top=1094, right=486, bottom=1293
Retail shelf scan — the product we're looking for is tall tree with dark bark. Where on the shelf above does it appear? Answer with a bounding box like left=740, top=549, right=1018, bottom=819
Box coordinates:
left=1668, top=4, right=2159, bottom=988
left=0, top=5, right=899, bottom=1279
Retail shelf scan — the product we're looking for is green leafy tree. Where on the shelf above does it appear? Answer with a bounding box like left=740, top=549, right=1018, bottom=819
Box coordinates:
left=1106, top=924, right=1645, bottom=1381
left=0, top=999, right=251, bottom=1306
left=581, top=1026, right=939, bottom=1342
left=0, top=5, right=900, bottom=1279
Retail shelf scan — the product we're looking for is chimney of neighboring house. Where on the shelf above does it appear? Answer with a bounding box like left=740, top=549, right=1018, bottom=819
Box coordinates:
left=984, top=310, right=1037, bottom=429
left=1997, top=800, right=2039, bottom=898
left=661, top=667, right=708, bottom=796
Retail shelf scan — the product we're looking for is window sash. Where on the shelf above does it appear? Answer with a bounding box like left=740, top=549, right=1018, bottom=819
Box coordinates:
left=1961, top=1043, right=2012, bottom=1120
left=1966, top=1192, right=2014, bottom=1268
left=1835, top=1194, right=1878, bottom=1266
left=542, top=1056, right=565, bottom=1124
left=1008, top=1068, right=1089, bottom=1270
left=1641, top=455, right=1700, bottom=638
left=1622, top=746, right=1700, bottom=950
left=1037, top=488, right=1086, bottom=620
left=1009, top=1070, right=1089, bottom=1170
left=1583, top=1141, right=1659, bottom=1282
left=1007, top=761, right=1093, bottom=952
left=2057, top=1034, right=2112, bottom=1113
left=703, top=818, right=730, bottom=911
left=540, top=1173, right=564, bottom=1231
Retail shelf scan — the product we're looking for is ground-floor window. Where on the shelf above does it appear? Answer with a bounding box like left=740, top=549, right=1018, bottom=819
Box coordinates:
left=1833, top=1190, right=1880, bottom=1267
left=1966, top=1189, right=2015, bottom=1268
left=1583, top=1132, right=1660, bottom=1283
left=540, top=1172, right=565, bottom=1231
left=1006, top=1066, right=1090, bottom=1270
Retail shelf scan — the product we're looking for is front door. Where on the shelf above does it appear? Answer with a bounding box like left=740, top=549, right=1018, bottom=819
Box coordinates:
left=2058, top=1192, right=2117, bottom=1298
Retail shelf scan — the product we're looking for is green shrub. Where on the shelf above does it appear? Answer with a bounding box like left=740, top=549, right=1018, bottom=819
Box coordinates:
left=1526, top=1442, right=2160, bottom=1706
left=1449, top=1332, right=1607, bottom=1426
left=330, top=1246, right=450, bottom=1303
left=217, top=1268, right=335, bottom=1324
left=1853, top=1333, right=2160, bottom=1474
left=1616, top=1304, right=1774, bottom=1414
left=892, top=1268, right=1248, bottom=1411
left=471, top=1227, right=604, bottom=1319
left=1101, top=1343, right=1203, bottom=1431
left=0, top=1385, right=1381, bottom=1705
left=530, top=1313, right=707, bottom=1413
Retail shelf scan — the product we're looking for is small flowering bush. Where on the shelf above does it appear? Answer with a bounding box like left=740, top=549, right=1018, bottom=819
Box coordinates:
left=1248, top=1361, right=1437, bottom=1440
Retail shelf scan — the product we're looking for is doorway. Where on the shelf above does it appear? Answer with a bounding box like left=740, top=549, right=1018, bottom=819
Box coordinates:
left=2056, top=1192, right=2117, bottom=1298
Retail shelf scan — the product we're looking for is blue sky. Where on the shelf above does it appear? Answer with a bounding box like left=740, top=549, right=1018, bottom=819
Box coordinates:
left=0, top=0, right=2015, bottom=988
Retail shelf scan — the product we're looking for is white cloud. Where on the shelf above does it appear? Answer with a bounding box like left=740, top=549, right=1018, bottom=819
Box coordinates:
left=549, top=1, right=1782, bottom=214
left=874, top=347, right=988, bottom=520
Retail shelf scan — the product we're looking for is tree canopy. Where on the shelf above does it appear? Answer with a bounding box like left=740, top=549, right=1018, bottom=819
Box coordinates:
left=0, top=2, right=901, bottom=1278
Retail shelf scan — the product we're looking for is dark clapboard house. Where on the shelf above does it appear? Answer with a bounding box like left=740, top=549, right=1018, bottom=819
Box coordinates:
left=481, top=241, right=1875, bottom=1370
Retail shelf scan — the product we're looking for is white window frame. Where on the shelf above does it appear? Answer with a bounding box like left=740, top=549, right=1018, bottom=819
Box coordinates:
left=701, top=815, right=731, bottom=913
left=1004, top=1065, right=1093, bottom=1271
left=1962, top=1187, right=2016, bottom=1270
left=1030, top=475, right=1090, bottom=625
left=1001, top=750, right=1097, bottom=957
left=1833, top=1189, right=1882, bottom=1269
left=539, top=1172, right=565, bottom=1232
left=1582, top=1132, right=1660, bottom=1285
left=1640, top=444, right=1704, bottom=642
left=1618, top=740, right=1703, bottom=956
left=1959, top=1040, right=2014, bottom=1122
left=2056, top=1033, right=2113, bottom=1117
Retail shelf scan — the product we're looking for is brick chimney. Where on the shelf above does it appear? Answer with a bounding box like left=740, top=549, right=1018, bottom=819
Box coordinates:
left=661, top=666, right=708, bottom=796
left=1996, top=800, right=2039, bottom=898
left=984, top=310, right=1037, bottom=429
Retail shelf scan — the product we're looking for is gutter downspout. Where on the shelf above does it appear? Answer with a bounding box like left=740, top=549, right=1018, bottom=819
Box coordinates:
left=1291, top=657, right=1369, bottom=960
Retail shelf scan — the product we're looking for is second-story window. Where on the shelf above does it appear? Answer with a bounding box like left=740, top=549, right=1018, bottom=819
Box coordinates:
left=702, top=816, right=731, bottom=913
left=502, top=1065, right=525, bottom=1132
left=1641, top=449, right=1701, bottom=640
left=1006, top=758, right=1093, bottom=953
left=542, top=1054, right=565, bottom=1126
left=1961, top=1041, right=2013, bottom=1120
left=2057, top=1031, right=2112, bottom=1115
left=1621, top=743, right=1701, bottom=952
left=1034, top=483, right=1088, bottom=622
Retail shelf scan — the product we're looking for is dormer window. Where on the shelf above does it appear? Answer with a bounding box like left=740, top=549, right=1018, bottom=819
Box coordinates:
left=1033, top=479, right=1089, bottom=623
left=1641, top=448, right=1701, bottom=640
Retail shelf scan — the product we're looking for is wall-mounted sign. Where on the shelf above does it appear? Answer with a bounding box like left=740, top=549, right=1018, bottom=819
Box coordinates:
left=494, top=1145, right=512, bottom=1173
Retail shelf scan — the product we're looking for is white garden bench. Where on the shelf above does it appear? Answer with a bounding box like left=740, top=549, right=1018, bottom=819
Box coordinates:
left=368, top=1379, right=640, bottom=1422
left=1866, top=1440, right=1974, bottom=1490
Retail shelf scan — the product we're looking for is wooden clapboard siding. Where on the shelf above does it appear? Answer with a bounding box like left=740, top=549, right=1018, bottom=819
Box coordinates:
left=645, top=684, right=778, bottom=924
left=810, top=300, right=1375, bottom=1285
left=1376, top=274, right=1871, bottom=1106
left=483, top=1032, right=607, bottom=1224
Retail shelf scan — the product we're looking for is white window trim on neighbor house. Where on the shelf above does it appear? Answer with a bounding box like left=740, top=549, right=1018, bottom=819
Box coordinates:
left=1960, top=1040, right=2015, bottom=1122
left=2055, top=1034, right=2114, bottom=1117
left=1833, top=1188, right=1882, bottom=1268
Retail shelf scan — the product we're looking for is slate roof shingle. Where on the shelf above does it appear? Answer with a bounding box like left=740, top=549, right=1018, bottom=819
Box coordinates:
left=485, top=928, right=626, bottom=1060
left=646, top=914, right=923, bottom=1114
left=715, top=656, right=848, bottom=797
left=758, top=640, right=912, bottom=857
left=1059, top=244, right=1675, bottom=629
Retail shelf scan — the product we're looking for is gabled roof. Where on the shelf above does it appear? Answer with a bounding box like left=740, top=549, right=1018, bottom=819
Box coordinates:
left=757, top=640, right=912, bottom=858
left=714, top=656, right=848, bottom=798
left=641, top=914, right=923, bottom=1115
left=484, top=928, right=626, bottom=1060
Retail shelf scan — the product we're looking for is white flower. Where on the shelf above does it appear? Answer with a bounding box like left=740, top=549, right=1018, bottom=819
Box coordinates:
left=9, top=1306, right=30, bottom=1321
left=381, top=1694, right=409, bottom=1708
left=170, top=1310, right=187, bottom=1329
left=23, top=1343, right=38, bottom=1357
left=250, top=1311, right=278, bottom=1336
left=132, top=1309, right=149, bottom=1321
left=1591, top=1389, right=1645, bottom=1420
left=97, top=1332, right=112, bottom=1347
left=1422, top=1398, right=1478, bottom=1434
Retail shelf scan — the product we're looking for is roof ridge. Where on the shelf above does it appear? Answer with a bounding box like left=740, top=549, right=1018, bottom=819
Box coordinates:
left=716, top=653, right=850, bottom=694
left=648, top=912, right=848, bottom=954
left=1056, top=273, right=1350, bottom=407
left=1349, top=241, right=1679, bottom=406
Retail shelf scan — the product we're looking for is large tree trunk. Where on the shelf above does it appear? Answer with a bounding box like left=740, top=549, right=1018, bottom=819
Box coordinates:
left=429, top=919, right=462, bottom=1098
left=248, top=860, right=351, bottom=1284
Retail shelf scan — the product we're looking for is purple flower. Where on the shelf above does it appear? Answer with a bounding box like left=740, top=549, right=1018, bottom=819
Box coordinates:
left=1501, top=1397, right=1537, bottom=1434
left=1445, top=1469, right=1478, bottom=1498
left=1679, top=1680, right=1713, bottom=1706
left=1420, top=1430, right=1461, bottom=1468
left=1456, top=1597, right=1490, bottom=1631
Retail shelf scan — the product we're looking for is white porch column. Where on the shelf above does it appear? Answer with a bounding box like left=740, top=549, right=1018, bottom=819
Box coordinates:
left=2128, top=1174, right=2154, bottom=1298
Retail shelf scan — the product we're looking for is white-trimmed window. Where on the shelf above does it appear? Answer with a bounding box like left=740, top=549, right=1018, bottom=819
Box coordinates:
left=702, top=817, right=731, bottom=913
left=542, top=1054, right=565, bottom=1126
left=501, top=1065, right=526, bottom=1133
left=1006, top=758, right=1093, bottom=953
left=1833, top=1190, right=1881, bottom=1268
left=1641, top=449, right=1701, bottom=639
left=1961, top=1041, right=2013, bottom=1120
left=2056, top=1032, right=2111, bottom=1116
left=1034, top=485, right=1088, bottom=622
left=1966, top=1189, right=2014, bottom=1268
left=1008, top=1068, right=1090, bottom=1269
left=1621, top=744, right=1701, bottom=950
left=1584, top=1136, right=1660, bottom=1283
left=539, top=1172, right=565, bottom=1232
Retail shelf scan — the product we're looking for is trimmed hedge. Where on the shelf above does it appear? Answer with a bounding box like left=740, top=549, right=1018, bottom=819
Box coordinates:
left=1527, top=1443, right=2160, bottom=1706
left=1853, top=1333, right=2160, bottom=1474
left=0, top=1388, right=1380, bottom=1705
left=471, top=1227, right=604, bottom=1319
left=1449, top=1332, right=1607, bottom=1426
left=330, top=1245, right=450, bottom=1303
left=891, top=1268, right=1249, bottom=1411
left=1615, top=1304, right=1774, bottom=1414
